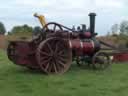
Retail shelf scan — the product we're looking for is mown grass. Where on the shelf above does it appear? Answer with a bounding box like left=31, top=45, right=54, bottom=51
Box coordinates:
left=0, top=49, right=128, bottom=96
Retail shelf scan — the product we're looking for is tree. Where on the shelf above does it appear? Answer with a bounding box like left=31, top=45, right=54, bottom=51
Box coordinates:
left=117, top=21, right=128, bottom=48
left=0, top=22, right=6, bottom=35
left=111, top=24, right=119, bottom=35
left=106, top=31, right=111, bottom=38
left=10, top=24, right=33, bottom=35
left=120, top=21, right=128, bottom=35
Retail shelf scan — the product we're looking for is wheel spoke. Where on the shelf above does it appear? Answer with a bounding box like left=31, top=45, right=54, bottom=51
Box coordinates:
left=40, top=51, right=51, bottom=56
left=54, top=41, right=62, bottom=53
left=40, top=56, right=49, bottom=62
left=53, top=25, right=56, bottom=32
left=53, top=62, right=58, bottom=73
left=46, top=43, right=53, bottom=53
left=55, top=42, right=59, bottom=53
left=58, top=56, right=66, bottom=63
left=58, top=60, right=65, bottom=68
left=45, top=62, right=50, bottom=71
left=58, top=50, right=65, bottom=55
left=41, top=60, right=48, bottom=65
left=48, top=63, right=53, bottom=72
left=40, top=58, right=51, bottom=65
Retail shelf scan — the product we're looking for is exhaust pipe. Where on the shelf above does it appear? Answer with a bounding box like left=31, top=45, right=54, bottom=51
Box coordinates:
left=89, top=13, right=96, bottom=36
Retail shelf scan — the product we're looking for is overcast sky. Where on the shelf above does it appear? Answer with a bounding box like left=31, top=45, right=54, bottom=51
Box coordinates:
left=0, top=0, right=128, bottom=35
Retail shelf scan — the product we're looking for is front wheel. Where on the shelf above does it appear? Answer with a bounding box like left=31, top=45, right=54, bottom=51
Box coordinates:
left=92, top=52, right=110, bottom=70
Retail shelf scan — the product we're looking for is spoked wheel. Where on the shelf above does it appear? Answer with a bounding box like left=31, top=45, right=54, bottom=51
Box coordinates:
left=36, top=37, right=72, bottom=74
left=43, top=22, right=63, bottom=32
left=7, top=42, right=17, bottom=62
left=92, top=52, right=110, bottom=70
left=42, top=22, right=63, bottom=38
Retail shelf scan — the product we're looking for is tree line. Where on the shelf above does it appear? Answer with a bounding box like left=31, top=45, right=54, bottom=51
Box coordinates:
left=0, top=22, right=42, bottom=36
left=0, top=21, right=128, bottom=36
left=110, top=21, right=128, bottom=36
left=0, top=20, right=128, bottom=48
left=108, top=21, right=128, bottom=48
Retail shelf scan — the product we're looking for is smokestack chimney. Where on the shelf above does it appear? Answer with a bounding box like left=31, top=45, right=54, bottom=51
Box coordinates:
left=89, top=13, right=96, bottom=35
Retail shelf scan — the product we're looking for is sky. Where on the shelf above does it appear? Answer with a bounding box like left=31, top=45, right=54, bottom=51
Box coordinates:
left=0, top=0, right=128, bottom=35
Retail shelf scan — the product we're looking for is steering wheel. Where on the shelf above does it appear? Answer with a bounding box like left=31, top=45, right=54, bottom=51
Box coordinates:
left=42, top=22, right=63, bottom=32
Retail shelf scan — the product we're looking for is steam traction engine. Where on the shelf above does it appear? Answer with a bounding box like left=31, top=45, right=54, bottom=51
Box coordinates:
left=7, top=13, right=110, bottom=74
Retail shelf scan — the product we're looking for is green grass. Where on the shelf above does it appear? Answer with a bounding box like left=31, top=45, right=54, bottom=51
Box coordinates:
left=1, top=50, right=128, bottom=96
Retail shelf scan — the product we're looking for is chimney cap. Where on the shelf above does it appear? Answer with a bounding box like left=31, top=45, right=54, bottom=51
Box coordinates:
left=89, top=13, right=96, bottom=16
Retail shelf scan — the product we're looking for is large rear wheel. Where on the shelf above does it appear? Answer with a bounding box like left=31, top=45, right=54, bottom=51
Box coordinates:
left=36, top=37, right=72, bottom=74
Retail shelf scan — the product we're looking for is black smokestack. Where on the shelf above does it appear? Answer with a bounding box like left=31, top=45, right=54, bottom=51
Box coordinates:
left=89, top=13, right=96, bottom=35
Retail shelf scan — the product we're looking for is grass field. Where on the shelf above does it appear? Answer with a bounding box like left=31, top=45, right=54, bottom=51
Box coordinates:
left=1, top=50, right=128, bottom=96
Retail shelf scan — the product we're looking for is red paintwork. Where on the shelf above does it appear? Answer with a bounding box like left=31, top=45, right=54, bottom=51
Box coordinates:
left=84, top=32, right=91, bottom=38
left=83, top=41, right=94, bottom=54
left=10, top=41, right=38, bottom=68
left=69, top=39, right=94, bottom=56
left=113, top=52, right=128, bottom=62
